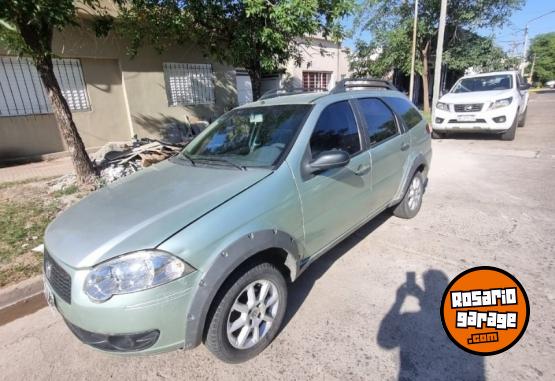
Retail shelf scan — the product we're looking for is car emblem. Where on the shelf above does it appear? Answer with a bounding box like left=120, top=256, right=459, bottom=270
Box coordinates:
left=464, top=105, right=473, bottom=111
left=45, top=260, right=52, bottom=280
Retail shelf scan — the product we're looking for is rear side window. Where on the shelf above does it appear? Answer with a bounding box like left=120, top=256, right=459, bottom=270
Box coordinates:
left=356, top=98, right=398, bottom=144
left=384, top=97, right=423, bottom=130
left=310, top=101, right=361, bottom=157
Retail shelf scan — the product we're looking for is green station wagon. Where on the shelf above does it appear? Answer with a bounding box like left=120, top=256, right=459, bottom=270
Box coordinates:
left=43, top=79, right=432, bottom=363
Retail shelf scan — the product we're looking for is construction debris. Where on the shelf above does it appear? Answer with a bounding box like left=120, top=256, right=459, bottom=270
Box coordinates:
left=93, top=138, right=187, bottom=183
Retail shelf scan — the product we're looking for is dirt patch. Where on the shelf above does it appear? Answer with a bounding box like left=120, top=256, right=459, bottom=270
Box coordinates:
left=0, top=177, right=88, bottom=287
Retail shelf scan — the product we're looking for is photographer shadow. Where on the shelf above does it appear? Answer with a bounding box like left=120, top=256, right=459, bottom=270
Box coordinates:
left=377, top=270, right=485, bottom=381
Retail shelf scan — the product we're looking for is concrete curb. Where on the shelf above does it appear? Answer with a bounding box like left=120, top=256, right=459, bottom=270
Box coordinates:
left=0, top=276, right=46, bottom=325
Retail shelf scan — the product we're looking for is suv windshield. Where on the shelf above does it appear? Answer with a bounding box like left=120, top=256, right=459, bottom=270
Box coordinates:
left=182, top=105, right=311, bottom=168
left=451, top=74, right=513, bottom=93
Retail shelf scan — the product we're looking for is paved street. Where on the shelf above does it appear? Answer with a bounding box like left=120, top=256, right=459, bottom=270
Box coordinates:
left=1, top=92, right=554, bottom=380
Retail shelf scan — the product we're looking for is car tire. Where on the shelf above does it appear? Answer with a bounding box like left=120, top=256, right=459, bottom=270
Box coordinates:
left=518, top=108, right=527, bottom=127
left=500, top=114, right=518, bottom=141
left=393, top=171, right=425, bottom=219
left=204, top=261, right=287, bottom=363
left=431, top=131, right=445, bottom=139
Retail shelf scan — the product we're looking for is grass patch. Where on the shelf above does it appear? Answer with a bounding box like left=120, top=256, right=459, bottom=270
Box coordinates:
left=52, top=184, right=79, bottom=197
left=0, top=198, right=60, bottom=286
left=0, top=176, right=57, bottom=190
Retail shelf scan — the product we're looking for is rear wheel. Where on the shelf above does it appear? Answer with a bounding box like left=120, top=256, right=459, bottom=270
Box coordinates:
left=393, top=171, right=425, bottom=219
left=204, top=262, right=287, bottom=363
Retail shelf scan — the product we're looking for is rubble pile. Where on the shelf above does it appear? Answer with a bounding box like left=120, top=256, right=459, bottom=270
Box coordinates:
left=94, top=138, right=187, bottom=183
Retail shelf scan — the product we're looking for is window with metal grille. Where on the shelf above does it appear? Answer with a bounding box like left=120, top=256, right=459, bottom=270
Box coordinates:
left=302, top=72, right=332, bottom=91
left=163, top=63, right=215, bottom=106
left=0, top=56, right=90, bottom=117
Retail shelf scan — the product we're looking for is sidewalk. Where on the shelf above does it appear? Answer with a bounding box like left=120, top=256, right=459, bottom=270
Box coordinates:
left=0, top=157, right=73, bottom=183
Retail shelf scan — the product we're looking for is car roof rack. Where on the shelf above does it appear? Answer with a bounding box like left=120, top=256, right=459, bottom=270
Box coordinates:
left=259, top=87, right=328, bottom=100
left=330, top=78, right=398, bottom=93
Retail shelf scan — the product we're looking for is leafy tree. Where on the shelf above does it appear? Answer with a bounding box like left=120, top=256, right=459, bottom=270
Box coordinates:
left=0, top=0, right=102, bottom=186
left=352, top=0, right=523, bottom=113
left=113, top=0, right=354, bottom=99
left=528, top=32, right=555, bottom=84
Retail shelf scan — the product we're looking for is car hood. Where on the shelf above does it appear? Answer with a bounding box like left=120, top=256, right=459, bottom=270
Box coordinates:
left=440, top=90, right=513, bottom=104
left=45, top=159, right=271, bottom=268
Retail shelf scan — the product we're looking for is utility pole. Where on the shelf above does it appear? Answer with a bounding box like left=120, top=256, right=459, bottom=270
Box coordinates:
left=408, top=0, right=419, bottom=103
left=521, top=10, right=555, bottom=75
left=432, top=0, right=447, bottom=118
left=528, top=54, right=536, bottom=83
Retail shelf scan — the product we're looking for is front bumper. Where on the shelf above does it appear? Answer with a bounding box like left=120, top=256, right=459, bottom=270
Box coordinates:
left=432, top=105, right=518, bottom=133
left=44, top=252, right=202, bottom=355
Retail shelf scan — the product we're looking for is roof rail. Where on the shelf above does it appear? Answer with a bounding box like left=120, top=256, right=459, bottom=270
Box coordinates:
left=259, top=87, right=328, bottom=100
left=330, top=78, right=398, bottom=93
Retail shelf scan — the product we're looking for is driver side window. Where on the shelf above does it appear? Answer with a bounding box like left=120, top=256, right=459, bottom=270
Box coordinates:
left=310, top=101, right=361, bottom=158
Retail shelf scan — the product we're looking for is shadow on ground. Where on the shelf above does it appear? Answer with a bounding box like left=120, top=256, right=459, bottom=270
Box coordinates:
left=282, top=214, right=485, bottom=380
left=377, top=270, right=485, bottom=381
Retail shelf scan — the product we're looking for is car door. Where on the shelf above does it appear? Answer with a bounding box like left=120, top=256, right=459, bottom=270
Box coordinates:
left=355, top=98, right=410, bottom=212
left=297, top=100, right=372, bottom=256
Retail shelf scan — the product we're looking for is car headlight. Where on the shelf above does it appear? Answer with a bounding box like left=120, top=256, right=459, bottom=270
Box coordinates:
left=489, top=97, right=513, bottom=110
left=436, top=102, right=449, bottom=112
left=84, top=250, right=195, bottom=302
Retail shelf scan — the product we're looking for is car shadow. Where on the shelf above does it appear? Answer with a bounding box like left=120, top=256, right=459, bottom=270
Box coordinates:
left=282, top=210, right=392, bottom=329
left=437, top=133, right=500, bottom=141
left=377, top=270, right=485, bottom=380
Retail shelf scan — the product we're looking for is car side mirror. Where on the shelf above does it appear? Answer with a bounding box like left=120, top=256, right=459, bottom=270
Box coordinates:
left=519, top=83, right=531, bottom=90
left=308, top=150, right=350, bottom=173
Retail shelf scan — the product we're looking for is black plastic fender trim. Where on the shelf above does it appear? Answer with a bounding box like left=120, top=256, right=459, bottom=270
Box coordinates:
left=182, top=229, right=300, bottom=349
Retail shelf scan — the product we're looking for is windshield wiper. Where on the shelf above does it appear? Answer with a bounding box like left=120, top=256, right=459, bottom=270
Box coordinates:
left=195, top=157, right=247, bottom=171
left=180, top=152, right=196, bottom=166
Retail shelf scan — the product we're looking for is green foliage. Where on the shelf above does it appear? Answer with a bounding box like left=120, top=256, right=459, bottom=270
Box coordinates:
left=351, top=0, right=523, bottom=78
left=443, top=32, right=519, bottom=72
left=528, top=32, right=555, bottom=83
left=114, top=0, right=354, bottom=96
left=0, top=0, right=102, bottom=59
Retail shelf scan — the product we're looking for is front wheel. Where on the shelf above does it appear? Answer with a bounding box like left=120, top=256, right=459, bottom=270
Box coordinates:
left=204, top=262, right=287, bottom=363
left=500, top=113, right=518, bottom=141
left=393, top=171, right=425, bottom=219
left=518, top=108, right=527, bottom=127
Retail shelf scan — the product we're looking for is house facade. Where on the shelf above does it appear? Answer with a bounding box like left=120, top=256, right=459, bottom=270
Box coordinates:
left=261, top=36, right=351, bottom=94
left=0, top=25, right=239, bottom=161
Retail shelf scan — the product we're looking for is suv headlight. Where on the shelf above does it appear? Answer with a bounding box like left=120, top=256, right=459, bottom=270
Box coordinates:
left=436, top=102, right=449, bottom=112
left=84, top=250, right=195, bottom=302
left=489, top=97, right=513, bottom=110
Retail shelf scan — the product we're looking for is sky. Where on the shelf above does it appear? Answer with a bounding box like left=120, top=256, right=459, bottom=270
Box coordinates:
left=343, top=0, right=555, bottom=56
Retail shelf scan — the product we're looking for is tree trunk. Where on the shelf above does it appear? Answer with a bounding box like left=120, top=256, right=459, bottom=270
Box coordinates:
left=421, top=41, right=431, bottom=114
left=36, top=56, right=97, bottom=186
left=248, top=63, right=263, bottom=101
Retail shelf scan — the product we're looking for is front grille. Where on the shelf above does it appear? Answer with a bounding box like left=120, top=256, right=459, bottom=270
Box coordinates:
left=448, top=119, right=486, bottom=124
left=44, top=249, right=72, bottom=304
left=454, top=103, right=483, bottom=112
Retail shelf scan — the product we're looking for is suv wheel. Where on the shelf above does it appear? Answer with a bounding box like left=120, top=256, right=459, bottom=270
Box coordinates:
left=500, top=114, right=518, bottom=141
left=518, top=108, right=527, bottom=127
left=393, top=171, right=425, bottom=219
left=431, top=131, right=445, bottom=139
left=204, top=262, right=287, bottom=363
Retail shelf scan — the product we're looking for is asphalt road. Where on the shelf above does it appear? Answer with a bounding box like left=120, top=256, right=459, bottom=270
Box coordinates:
left=1, top=91, right=554, bottom=381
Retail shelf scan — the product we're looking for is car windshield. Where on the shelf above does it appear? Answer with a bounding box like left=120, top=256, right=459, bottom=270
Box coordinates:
left=182, top=105, right=311, bottom=168
left=451, top=75, right=513, bottom=93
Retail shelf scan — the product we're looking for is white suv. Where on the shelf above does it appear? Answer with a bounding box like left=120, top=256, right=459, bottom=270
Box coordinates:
left=432, top=71, right=530, bottom=141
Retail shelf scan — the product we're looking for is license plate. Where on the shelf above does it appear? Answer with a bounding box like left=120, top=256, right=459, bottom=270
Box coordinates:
left=43, top=277, right=57, bottom=310
left=458, top=115, right=476, bottom=122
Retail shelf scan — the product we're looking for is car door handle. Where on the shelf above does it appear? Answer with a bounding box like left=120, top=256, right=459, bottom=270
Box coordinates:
left=354, top=164, right=371, bottom=176
left=401, top=143, right=410, bottom=151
